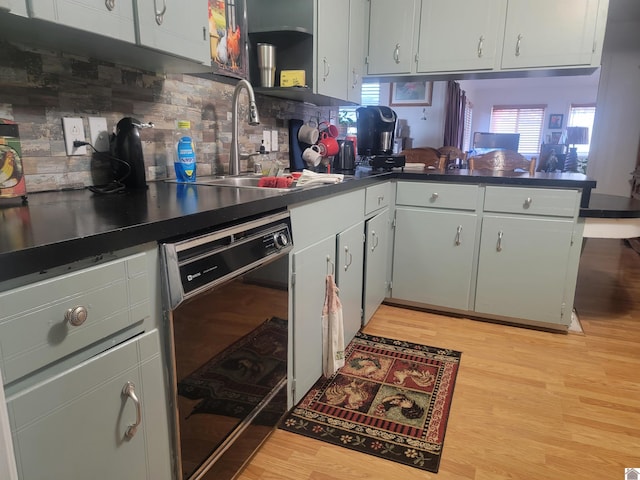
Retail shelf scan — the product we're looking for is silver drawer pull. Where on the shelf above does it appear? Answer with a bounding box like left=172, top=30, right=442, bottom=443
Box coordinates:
left=524, top=197, right=532, bottom=208
left=497, top=231, right=503, bottom=252
left=393, top=43, right=401, bottom=64
left=371, top=231, right=379, bottom=251
left=105, top=0, right=115, bottom=11
left=431, top=192, right=439, bottom=200
left=515, top=34, right=523, bottom=56
left=344, top=246, right=353, bottom=271
left=122, top=382, right=142, bottom=439
left=377, top=195, right=384, bottom=204
left=455, top=225, right=462, bottom=246
left=154, top=0, right=166, bottom=25
left=65, top=306, right=88, bottom=326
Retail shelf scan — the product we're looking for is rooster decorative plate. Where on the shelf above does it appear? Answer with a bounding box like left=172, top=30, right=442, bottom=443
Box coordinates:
left=0, top=144, right=22, bottom=189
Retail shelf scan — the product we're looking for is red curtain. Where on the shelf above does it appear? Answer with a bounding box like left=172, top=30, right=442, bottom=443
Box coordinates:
left=443, top=80, right=466, bottom=149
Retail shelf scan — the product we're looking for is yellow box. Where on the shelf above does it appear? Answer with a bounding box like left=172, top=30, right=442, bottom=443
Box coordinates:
left=280, top=70, right=306, bottom=87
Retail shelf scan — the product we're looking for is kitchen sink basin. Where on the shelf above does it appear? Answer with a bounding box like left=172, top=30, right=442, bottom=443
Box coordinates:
left=198, top=176, right=266, bottom=188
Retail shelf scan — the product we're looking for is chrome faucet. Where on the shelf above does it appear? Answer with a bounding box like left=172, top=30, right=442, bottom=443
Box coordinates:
left=230, top=79, right=260, bottom=176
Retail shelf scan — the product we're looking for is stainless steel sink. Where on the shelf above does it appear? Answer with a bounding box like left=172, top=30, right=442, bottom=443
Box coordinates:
left=174, top=175, right=300, bottom=192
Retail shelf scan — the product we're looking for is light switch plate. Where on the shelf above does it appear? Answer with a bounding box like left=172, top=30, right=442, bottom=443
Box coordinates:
left=62, top=117, right=87, bottom=155
left=88, top=117, right=109, bottom=152
left=262, top=130, right=271, bottom=152
left=271, top=130, right=278, bottom=152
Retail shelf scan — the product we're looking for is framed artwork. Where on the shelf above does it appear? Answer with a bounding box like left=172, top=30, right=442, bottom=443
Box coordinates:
left=548, top=114, right=564, bottom=129
left=209, top=0, right=248, bottom=80
left=389, top=81, right=433, bottom=106
left=550, top=131, right=563, bottom=144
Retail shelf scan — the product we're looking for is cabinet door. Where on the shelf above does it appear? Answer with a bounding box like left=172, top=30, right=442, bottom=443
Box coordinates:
left=501, top=0, right=601, bottom=69
left=135, top=0, right=209, bottom=64
left=336, top=221, right=365, bottom=344
left=367, top=0, right=418, bottom=74
left=347, top=0, right=368, bottom=103
left=316, top=0, right=349, bottom=101
left=291, top=235, right=336, bottom=403
left=27, top=0, right=136, bottom=42
left=6, top=330, right=172, bottom=480
left=363, top=208, right=390, bottom=324
left=392, top=207, right=478, bottom=311
left=416, top=0, right=505, bottom=73
left=475, top=215, right=575, bottom=325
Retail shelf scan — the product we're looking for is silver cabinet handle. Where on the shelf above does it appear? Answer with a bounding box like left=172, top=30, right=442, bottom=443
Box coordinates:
left=154, top=0, right=166, bottom=25
left=344, top=246, right=353, bottom=271
left=431, top=192, right=439, bottom=200
left=122, top=382, right=142, bottom=439
left=515, top=34, right=523, bottom=57
left=65, top=306, right=88, bottom=326
left=477, top=35, right=484, bottom=58
left=322, top=57, right=330, bottom=81
left=455, top=225, right=462, bottom=246
left=524, top=197, right=532, bottom=208
left=326, top=255, right=335, bottom=275
left=393, top=43, right=400, bottom=64
left=377, top=195, right=384, bottom=205
left=105, top=0, right=115, bottom=11
left=371, top=231, right=379, bottom=251
left=497, top=231, right=503, bottom=252
left=351, top=68, right=359, bottom=89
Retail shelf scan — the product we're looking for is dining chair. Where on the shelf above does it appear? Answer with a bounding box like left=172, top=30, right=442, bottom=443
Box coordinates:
left=468, top=149, right=536, bottom=175
left=399, top=147, right=446, bottom=169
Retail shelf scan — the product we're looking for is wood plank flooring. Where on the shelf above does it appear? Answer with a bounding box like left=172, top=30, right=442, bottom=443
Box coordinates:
left=237, top=238, right=640, bottom=480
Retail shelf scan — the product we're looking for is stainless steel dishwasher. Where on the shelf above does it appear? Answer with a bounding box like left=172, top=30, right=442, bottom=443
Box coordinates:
left=160, top=210, right=292, bottom=480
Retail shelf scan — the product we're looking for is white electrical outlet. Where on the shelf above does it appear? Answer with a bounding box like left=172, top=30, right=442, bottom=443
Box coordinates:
left=262, top=130, right=271, bottom=152
left=271, top=130, right=278, bottom=152
left=62, top=117, right=87, bottom=155
left=88, top=117, right=109, bottom=152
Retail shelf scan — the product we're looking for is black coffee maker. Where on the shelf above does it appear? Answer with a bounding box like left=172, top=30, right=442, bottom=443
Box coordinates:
left=356, top=106, right=405, bottom=170
left=111, top=117, right=153, bottom=190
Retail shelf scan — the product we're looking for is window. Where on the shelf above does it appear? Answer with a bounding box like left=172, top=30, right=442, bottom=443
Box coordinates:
left=490, top=105, right=545, bottom=155
left=338, top=82, right=380, bottom=135
left=567, top=104, right=596, bottom=155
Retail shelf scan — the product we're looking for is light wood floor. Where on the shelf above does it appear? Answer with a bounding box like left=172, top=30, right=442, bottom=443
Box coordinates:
left=237, top=238, right=640, bottom=480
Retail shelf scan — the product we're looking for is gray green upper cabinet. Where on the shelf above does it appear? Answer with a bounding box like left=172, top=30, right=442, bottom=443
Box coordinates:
left=416, top=0, right=506, bottom=73
left=246, top=0, right=365, bottom=105
left=135, top=0, right=210, bottom=64
left=367, top=0, right=609, bottom=77
left=501, top=0, right=608, bottom=70
left=366, top=0, right=420, bottom=75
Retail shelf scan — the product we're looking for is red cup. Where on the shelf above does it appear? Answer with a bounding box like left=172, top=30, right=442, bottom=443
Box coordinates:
left=319, top=121, right=339, bottom=138
left=318, top=132, right=339, bottom=156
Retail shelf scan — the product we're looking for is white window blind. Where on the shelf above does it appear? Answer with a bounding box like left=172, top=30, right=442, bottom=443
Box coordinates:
left=490, top=105, right=545, bottom=155
left=568, top=104, right=596, bottom=155
left=338, top=82, right=381, bottom=134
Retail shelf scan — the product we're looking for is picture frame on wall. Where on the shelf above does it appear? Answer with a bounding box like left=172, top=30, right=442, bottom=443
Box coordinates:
left=389, top=81, right=433, bottom=106
left=209, top=0, right=249, bottom=80
left=548, top=114, right=564, bottom=129
left=550, top=131, right=563, bottom=144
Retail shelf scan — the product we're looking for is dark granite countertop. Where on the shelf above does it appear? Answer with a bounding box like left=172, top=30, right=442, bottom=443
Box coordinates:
left=0, top=169, right=623, bottom=283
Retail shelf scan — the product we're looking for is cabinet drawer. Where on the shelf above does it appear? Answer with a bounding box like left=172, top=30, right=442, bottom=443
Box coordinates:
left=483, top=186, right=580, bottom=217
left=365, top=182, right=392, bottom=215
left=0, top=253, right=151, bottom=385
left=396, top=181, right=479, bottom=210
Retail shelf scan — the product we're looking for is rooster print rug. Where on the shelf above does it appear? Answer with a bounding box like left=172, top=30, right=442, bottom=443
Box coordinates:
left=279, top=332, right=461, bottom=473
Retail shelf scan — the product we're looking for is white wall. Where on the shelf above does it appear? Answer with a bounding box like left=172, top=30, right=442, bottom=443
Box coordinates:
left=379, top=81, right=447, bottom=148
left=587, top=18, right=640, bottom=195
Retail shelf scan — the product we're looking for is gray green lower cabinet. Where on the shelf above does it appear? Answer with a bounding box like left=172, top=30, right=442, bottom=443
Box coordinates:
left=392, top=207, right=478, bottom=311
left=391, top=181, right=583, bottom=330
left=363, top=207, right=391, bottom=324
left=336, top=221, right=365, bottom=344
left=6, top=330, right=172, bottom=480
left=475, top=214, right=576, bottom=324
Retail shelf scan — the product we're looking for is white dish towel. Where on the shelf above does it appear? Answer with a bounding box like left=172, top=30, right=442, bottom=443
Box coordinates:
left=322, top=274, right=345, bottom=377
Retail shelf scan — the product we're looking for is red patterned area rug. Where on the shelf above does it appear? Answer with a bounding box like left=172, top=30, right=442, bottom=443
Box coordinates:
left=279, top=332, right=461, bottom=473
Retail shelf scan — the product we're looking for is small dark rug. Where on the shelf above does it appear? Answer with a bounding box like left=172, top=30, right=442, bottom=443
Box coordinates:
left=279, top=331, right=461, bottom=473
left=178, top=317, right=287, bottom=424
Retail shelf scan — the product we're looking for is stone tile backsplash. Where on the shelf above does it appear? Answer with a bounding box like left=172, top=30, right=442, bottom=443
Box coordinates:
left=0, top=41, right=334, bottom=193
